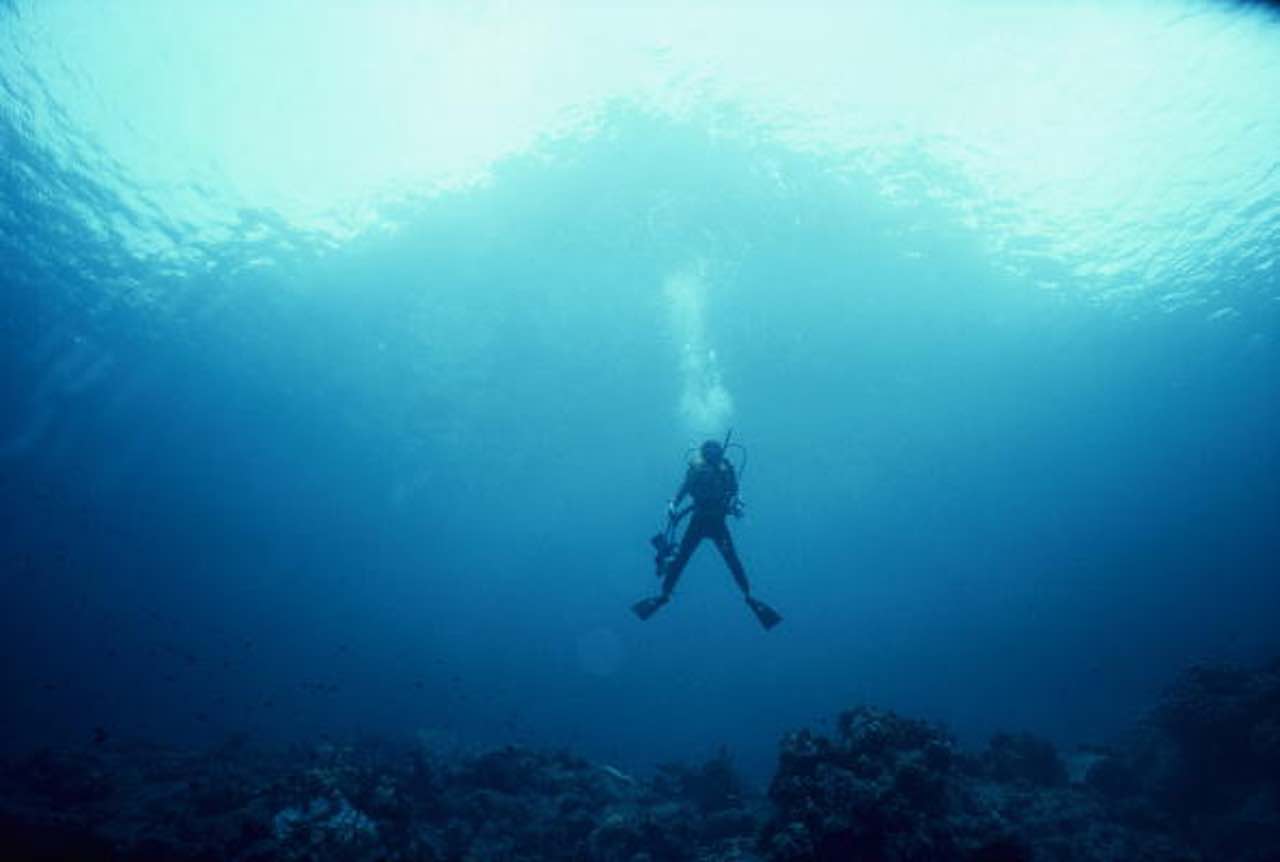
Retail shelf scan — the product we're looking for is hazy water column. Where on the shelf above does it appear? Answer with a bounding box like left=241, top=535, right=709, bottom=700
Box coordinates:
left=665, top=261, right=733, bottom=435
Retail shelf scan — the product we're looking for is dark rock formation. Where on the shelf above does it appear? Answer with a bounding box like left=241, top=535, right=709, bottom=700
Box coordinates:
left=1, top=659, right=1277, bottom=860
left=760, top=706, right=1183, bottom=862
left=0, top=741, right=759, bottom=861
left=759, top=659, right=1280, bottom=862
left=1083, top=659, right=1280, bottom=861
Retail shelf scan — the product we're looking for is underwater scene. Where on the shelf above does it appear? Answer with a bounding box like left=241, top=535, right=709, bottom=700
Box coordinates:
left=2, top=1, right=1279, bottom=860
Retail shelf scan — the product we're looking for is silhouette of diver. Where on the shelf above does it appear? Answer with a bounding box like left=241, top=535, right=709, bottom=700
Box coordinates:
left=632, top=436, right=782, bottom=630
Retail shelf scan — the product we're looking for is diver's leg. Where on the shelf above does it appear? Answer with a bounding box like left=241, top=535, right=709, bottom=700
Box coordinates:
left=711, top=521, right=751, bottom=596
left=661, top=518, right=707, bottom=597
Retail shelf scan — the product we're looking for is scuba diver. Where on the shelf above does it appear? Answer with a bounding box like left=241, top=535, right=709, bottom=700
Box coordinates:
left=632, top=434, right=783, bottom=630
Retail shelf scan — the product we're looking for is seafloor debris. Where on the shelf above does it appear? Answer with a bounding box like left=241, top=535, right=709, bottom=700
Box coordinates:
left=0, top=659, right=1277, bottom=861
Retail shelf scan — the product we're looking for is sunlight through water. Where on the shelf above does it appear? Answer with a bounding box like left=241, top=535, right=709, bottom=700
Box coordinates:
left=2, top=0, right=1278, bottom=314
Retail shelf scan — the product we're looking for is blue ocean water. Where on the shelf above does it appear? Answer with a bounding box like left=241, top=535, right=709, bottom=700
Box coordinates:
left=1, top=1, right=1277, bottom=787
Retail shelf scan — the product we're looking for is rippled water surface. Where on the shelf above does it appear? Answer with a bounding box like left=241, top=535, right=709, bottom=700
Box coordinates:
left=2, top=1, right=1278, bottom=778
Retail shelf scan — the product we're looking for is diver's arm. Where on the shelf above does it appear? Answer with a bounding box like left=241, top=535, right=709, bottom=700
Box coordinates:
left=725, top=463, right=739, bottom=499
left=675, top=466, right=694, bottom=504
left=725, top=464, right=744, bottom=516
left=668, top=471, right=691, bottom=516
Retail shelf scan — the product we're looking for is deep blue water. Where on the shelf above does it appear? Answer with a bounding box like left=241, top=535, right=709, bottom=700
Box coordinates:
left=2, top=2, right=1278, bottom=784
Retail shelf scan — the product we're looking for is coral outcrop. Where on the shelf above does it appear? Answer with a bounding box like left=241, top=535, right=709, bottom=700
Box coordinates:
left=760, top=706, right=1184, bottom=862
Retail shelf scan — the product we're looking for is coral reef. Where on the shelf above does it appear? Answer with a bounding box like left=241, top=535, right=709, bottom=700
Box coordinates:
left=1, top=659, right=1277, bottom=860
left=0, top=741, right=758, bottom=861
left=760, top=706, right=1184, bottom=862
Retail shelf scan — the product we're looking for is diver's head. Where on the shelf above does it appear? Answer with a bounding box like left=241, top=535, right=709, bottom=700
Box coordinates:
left=700, top=439, right=724, bottom=465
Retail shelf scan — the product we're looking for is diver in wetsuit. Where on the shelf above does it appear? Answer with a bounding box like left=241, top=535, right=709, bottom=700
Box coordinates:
left=632, top=439, right=782, bottom=630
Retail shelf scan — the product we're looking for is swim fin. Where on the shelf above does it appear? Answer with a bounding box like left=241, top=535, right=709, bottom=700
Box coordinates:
left=631, top=595, right=669, bottom=621
left=747, top=596, right=782, bottom=630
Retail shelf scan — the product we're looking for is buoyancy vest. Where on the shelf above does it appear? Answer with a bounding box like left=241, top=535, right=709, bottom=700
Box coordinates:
left=686, top=459, right=736, bottom=513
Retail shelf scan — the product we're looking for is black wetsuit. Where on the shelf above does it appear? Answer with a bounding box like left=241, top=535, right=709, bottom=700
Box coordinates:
left=661, top=459, right=750, bottom=598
